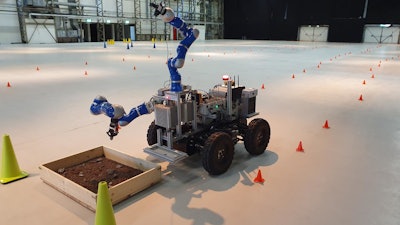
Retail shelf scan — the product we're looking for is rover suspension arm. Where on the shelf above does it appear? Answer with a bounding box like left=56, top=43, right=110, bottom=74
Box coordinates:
left=90, top=95, right=154, bottom=140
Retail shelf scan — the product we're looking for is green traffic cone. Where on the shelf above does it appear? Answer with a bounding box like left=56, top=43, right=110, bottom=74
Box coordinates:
left=0, top=134, right=28, bottom=184
left=95, top=181, right=116, bottom=225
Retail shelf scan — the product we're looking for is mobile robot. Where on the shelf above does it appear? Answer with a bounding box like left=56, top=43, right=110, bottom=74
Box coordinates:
left=90, top=3, right=271, bottom=175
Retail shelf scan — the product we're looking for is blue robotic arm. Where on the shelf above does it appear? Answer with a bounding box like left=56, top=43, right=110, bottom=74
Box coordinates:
left=150, top=2, right=199, bottom=92
left=90, top=3, right=197, bottom=139
left=90, top=96, right=154, bottom=139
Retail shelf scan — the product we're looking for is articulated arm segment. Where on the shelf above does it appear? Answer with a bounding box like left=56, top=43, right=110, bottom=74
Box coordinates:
left=150, top=2, right=199, bottom=92
left=90, top=95, right=154, bottom=139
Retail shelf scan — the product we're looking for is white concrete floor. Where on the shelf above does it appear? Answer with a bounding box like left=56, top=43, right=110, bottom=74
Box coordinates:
left=0, top=40, right=399, bottom=225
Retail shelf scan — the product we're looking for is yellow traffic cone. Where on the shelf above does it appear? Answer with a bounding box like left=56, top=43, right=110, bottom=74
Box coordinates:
left=1, top=134, right=28, bottom=184
left=95, top=181, right=116, bottom=225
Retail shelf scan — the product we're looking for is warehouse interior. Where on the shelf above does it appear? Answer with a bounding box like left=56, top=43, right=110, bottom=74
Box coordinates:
left=0, top=1, right=400, bottom=225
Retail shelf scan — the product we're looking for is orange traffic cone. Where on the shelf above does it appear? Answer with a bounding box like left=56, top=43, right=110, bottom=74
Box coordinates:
left=253, top=169, right=265, bottom=183
left=317, top=64, right=320, bottom=69
left=84, top=71, right=88, bottom=76
left=358, top=94, right=364, bottom=101
left=122, top=58, right=125, bottom=62
left=133, top=66, right=136, bottom=70
left=36, top=66, right=40, bottom=71
left=369, top=67, right=373, bottom=71
left=303, top=69, right=306, bottom=73
left=7, top=82, right=11, bottom=87
left=261, top=84, right=265, bottom=89
left=323, top=120, right=330, bottom=129
left=362, top=80, right=366, bottom=85
left=292, top=74, right=295, bottom=79
left=296, top=141, right=304, bottom=152
left=85, top=61, right=88, bottom=65
left=371, top=74, right=375, bottom=78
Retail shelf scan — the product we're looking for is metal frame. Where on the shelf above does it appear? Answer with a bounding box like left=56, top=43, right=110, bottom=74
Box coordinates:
left=116, top=0, right=124, bottom=40
left=134, top=0, right=141, bottom=40
left=15, top=0, right=28, bottom=43
left=12, top=0, right=224, bottom=43
left=96, top=0, right=104, bottom=42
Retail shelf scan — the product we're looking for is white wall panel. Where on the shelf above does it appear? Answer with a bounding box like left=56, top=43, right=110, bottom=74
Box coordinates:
left=195, top=25, right=205, bottom=41
left=0, top=13, right=20, bottom=44
left=363, top=25, right=400, bottom=44
left=26, top=19, right=56, bottom=44
left=0, top=1, right=20, bottom=44
left=298, top=25, right=329, bottom=42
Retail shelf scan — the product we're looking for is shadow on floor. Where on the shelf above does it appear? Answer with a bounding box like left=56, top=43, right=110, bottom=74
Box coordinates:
left=136, top=144, right=278, bottom=225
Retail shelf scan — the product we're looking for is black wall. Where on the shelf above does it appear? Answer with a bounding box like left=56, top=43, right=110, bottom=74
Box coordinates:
left=224, top=0, right=400, bottom=42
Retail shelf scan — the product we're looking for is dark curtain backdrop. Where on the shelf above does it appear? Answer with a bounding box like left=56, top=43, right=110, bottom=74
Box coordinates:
left=224, top=0, right=400, bottom=42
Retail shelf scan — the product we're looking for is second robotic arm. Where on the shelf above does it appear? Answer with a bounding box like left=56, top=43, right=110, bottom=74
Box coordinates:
left=90, top=95, right=154, bottom=139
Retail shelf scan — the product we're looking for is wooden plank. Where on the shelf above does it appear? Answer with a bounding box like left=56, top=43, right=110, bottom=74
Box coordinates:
left=103, top=146, right=161, bottom=171
left=39, top=164, right=97, bottom=210
left=109, top=167, right=161, bottom=204
left=42, top=146, right=104, bottom=171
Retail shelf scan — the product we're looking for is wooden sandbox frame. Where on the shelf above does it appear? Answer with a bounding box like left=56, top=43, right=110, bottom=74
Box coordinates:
left=39, top=146, right=161, bottom=211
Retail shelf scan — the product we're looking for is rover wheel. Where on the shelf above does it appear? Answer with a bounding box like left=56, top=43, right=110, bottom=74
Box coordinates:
left=202, top=132, right=234, bottom=175
left=244, top=118, right=270, bottom=155
left=146, top=121, right=159, bottom=145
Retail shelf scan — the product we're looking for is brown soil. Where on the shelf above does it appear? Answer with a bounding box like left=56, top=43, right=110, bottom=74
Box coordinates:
left=57, top=156, right=143, bottom=193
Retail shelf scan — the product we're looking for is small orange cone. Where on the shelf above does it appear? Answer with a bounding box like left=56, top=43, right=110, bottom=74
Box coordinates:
left=253, top=169, right=265, bottom=183
left=84, top=71, right=88, bottom=75
left=362, top=80, right=366, bottom=85
left=36, top=66, right=40, bottom=71
left=292, top=74, right=295, bottom=79
left=358, top=94, right=363, bottom=101
left=323, top=120, right=330, bottom=129
left=122, top=58, right=125, bottom=62
left=85, top=61, right=88, bottom=65
left=261, top=84, right=265, bottom=89
left=303, top=69, right=306, bottom=73
left=7, top=82, right=11, bottom=87
left=192, top=58, right=194, bottom=62
left=378, top=64, right=380, bottom=67
left=369, top=67, right=373, bottom=71
left=317, top=64, right=320, bottom=69
left=371, top=74, right=375, bottom=78
left=296, top=141, right=304, bottom=152
left=133, top=66, right=136, bottom=70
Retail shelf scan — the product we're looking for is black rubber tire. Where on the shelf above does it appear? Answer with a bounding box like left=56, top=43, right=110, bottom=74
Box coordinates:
left=244, top=118, right=270, bottom=155
left=146, top=121, right=158, bottom=146
left=202, top=132, right=234, bottom=175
